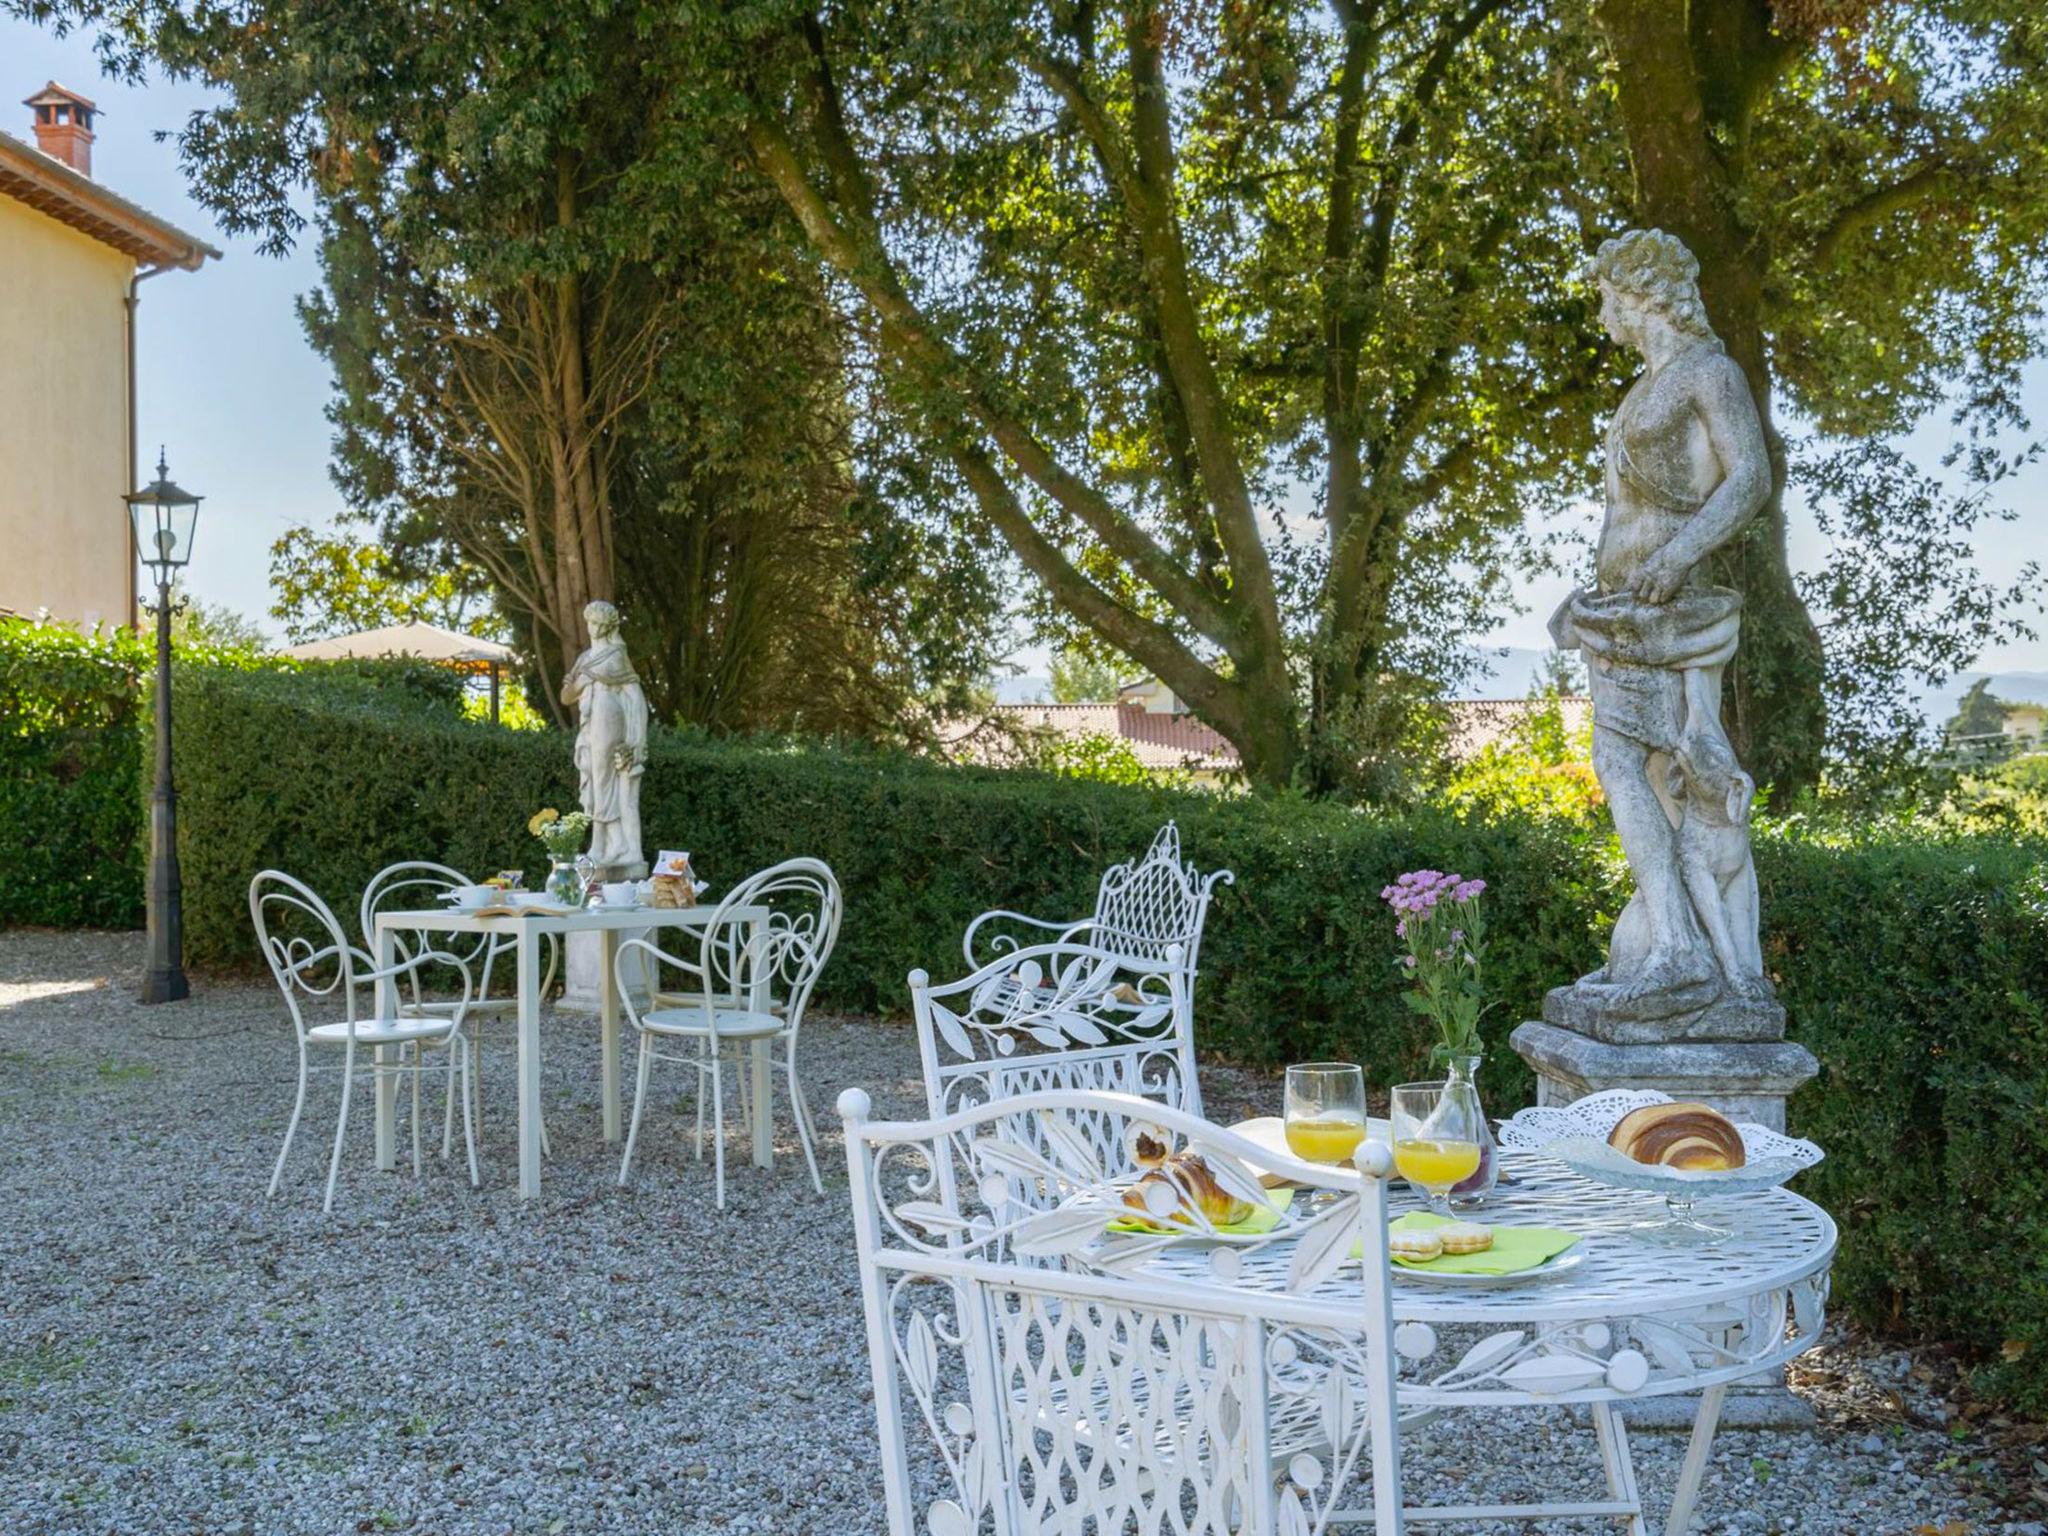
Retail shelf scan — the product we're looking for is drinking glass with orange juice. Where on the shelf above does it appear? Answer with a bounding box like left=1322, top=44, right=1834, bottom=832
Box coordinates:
left=1390, top=1081, right=1484, bottom=1217
left=1284, top=1064, right=1368, bottom=1167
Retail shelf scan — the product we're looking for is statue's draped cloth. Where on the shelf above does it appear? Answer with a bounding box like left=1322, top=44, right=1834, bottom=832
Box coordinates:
left=572, top=639, right=649, bottom=869
left=1554, top=586, right=1742, bottom=752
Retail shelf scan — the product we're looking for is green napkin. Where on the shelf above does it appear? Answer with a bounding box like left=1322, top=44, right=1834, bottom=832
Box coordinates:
left=1382, top=1212, right=1580, bottom=1275
left=1109, top=1188, right=1293, bottom=1238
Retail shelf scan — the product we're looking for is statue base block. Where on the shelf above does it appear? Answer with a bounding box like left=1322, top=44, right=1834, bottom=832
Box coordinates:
left=1510, top=1020, right=1817, bottom=1132
left=1543, top=983, right=1786, bottom=1045
left=557, top=927, right=653, bottom=1016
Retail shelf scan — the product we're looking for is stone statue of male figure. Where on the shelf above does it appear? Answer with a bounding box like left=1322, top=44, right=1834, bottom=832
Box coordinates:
left=1550, top=229, right=1776, bottom=1023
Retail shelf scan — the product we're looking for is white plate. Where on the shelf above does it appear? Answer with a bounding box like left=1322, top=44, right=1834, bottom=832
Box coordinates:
left=1393, top=1247, right=1586, bottom=1288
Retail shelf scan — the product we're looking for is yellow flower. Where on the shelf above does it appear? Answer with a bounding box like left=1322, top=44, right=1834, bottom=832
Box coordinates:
left=527, top=808, right=560, bottom=836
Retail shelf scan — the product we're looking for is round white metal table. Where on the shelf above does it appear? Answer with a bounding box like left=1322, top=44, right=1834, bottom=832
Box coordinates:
left=1140, top=1150, right=1836, bottom=1534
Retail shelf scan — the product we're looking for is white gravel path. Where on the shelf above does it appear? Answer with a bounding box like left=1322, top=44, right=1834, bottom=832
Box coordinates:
left=0, top=929, right=2034, bottom=1536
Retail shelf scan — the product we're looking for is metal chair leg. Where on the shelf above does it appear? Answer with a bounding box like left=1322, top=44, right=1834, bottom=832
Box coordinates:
left=325, top=1047, right=355, bottom=1213
left=618, top=1036, right=653, bottom=1186
left=785, top=1050, right=823, bottom=1195
left=710, top=1042, right=727, bottom=1209
left=270, top=1050, right=309, bottom=1198
left=458, top=1037, right=480, bottom=1188
left=410, top=1044, right=423, bottom=1179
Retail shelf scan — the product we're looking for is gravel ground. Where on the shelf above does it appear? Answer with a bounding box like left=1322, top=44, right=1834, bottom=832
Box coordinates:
left=2, top=928, right=2040, bottom=1536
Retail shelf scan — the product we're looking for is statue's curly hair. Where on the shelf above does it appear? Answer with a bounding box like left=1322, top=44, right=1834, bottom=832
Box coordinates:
left=582, top=599, right=622, bottom=637
left=1589, top=229, right=1714, bottom=339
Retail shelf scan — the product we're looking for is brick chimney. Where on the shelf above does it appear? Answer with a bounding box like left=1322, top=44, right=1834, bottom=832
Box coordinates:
left=24, top=82, right=96, bottom=178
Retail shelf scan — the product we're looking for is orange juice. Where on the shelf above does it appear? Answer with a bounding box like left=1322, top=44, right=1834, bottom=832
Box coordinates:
left=1286, top=1115, right=1368, bottom=1165
left=1395, top=1137, right=1481, bottom=1188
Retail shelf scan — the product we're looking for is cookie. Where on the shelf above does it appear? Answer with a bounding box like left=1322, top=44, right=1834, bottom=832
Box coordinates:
left=1436, top=1221, right=1493, bottom=1255
left=1389, top=1229, right=1443, bottom=1263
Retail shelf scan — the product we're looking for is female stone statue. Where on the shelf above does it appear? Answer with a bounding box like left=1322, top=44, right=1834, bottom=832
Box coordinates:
left=561, top=600, right=649, bottom=876
left=1550, top=229, right=1774, bottom=1019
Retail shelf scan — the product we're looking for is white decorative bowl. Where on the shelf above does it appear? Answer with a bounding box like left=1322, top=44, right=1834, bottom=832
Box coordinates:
left=1498, top=1090, right=1822, bottom=1245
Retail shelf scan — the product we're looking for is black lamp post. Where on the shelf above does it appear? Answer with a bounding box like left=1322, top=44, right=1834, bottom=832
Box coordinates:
left=126, top=449, right=203, bottom=1005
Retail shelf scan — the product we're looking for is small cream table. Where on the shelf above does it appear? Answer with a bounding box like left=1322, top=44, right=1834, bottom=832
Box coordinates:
left=372, top=903, right=772, bottom=1199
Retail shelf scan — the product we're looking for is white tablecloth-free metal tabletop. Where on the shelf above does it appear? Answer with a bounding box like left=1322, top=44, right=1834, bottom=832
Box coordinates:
left=372, top=904, right=770, bottom=1200
left=1140, top=1152, right=1836, bottom=1534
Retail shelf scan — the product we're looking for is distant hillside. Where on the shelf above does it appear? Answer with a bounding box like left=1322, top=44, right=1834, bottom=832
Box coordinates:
left=996, top=653, right=2048, bottom=725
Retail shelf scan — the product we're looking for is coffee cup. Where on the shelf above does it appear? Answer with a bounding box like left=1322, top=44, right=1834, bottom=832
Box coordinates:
left=451, top=884, right=495, bottom=908
left=601, top=881, right=636, bottom=907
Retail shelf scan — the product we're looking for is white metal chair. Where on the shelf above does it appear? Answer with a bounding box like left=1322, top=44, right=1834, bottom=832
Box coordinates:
left=251, top=869, right=479, bottom=1212
left=358, top=860, right=557, bottom=1157
left=912, top=939, right=1202, bottom=1149
left=615, top=857, right=841, bottom=1207
left=962, top=821, right=1233, bottom=1025
left=839, top=1087, right=1407, bottom=1535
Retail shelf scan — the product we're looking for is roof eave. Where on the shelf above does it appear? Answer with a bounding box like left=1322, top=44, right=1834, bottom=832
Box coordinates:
left=0, top=129, right=220, bottom=270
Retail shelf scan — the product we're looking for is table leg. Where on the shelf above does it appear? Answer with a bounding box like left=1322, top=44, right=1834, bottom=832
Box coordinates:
left=749, top=914, right=772, bottom=1171
left=601, top=927, right=622, bottom=1143
left=1664, top=1384, right=1728, bottom=1536
left=517, top=926, right=543, bottom=1200
left=1592, top=1401, right=1647, bottom=1536
left=374, top=922, right=398, bottom=1173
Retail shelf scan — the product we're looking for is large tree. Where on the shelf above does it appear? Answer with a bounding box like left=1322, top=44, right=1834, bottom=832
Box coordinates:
left=710, top=0, right=2044, bottom=793
left=722, top=0, right=1614, bottom=790
left=26, top=0, right=1007, bottom=736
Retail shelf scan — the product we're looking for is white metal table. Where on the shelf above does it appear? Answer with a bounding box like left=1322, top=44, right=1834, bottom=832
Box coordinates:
left=372, top=904, right=772, bottom=1199
left=1138, top=1151, right=1836, bottom=1533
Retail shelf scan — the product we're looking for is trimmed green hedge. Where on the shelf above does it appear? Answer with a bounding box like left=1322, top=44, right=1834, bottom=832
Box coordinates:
left=4, top=620, right=2046, bottom=1410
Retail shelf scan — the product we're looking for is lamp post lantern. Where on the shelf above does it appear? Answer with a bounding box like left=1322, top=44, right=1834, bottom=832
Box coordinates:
left=126, top=449, right=202, bottom=1005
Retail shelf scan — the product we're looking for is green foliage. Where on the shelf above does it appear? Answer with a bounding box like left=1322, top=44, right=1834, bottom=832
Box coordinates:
left=0, top=619, right=469, bottom=927
left=1049, top=645, right=1130, bottom=704
left=1947, top=678, right=2013, bottom=740
left=268, top=527, right=497, bottom=644
left=8, top=621, right=2048, bottom=1410
left=0, top=621, right=147, bottom=928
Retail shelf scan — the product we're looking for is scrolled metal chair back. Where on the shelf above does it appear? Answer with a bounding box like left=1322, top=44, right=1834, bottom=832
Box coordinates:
left=359, top=860, right=496, bottom=977
left=838, top=1087, right=1405, bottom=1536
left=1090, top=821, right=1233, bottom=969
left=250, top=870, right=361, bottom=1044
left=702, top=857, right=841, bottom=1027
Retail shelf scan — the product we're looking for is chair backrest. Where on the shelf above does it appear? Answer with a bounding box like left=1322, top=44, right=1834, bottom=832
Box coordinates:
left=250, top=870, right=362, bottom=1044
left=911, top=941, right=1201, bottom=1169
left=359, top=860, right=498, bottom=969
left=700, top=857, right=842, bottom=1026
left=839, top=1088, right=1405, bottom=1536
left=1088, top=821, right=1234, bottom=974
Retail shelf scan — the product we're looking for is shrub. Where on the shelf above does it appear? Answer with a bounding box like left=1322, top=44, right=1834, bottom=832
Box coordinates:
left=5, top=622, right=2046, bottom=1411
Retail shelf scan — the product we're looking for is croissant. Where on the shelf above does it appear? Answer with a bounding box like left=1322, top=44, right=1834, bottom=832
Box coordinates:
left=1608, top=1102, right=1746, bottom=1171
left=1122, top=1147, right=1256, bottom=1228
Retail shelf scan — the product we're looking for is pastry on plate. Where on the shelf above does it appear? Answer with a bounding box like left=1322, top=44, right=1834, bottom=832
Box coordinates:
left=1389, top=1229, right=1444, bottom=1263
left=1608, top=1101, right=1746, bottom=1171
left=1122, top=1135, right=1256, bottom=1228
left=1436, top=1221, right=1493, bottom=1255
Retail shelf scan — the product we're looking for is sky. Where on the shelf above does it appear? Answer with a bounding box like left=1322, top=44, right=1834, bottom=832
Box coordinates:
left=6, top=18, right=2045, bottom=697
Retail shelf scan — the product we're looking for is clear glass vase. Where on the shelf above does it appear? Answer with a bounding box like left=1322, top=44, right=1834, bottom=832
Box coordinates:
left=1444, top=1051, right=1499, bottom=1210
left=544, top=857, right=585, bottom=908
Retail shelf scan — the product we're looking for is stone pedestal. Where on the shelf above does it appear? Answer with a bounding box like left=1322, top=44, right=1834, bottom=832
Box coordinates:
left=557, top=926, right=654, bottom=1015
left=1513, top=993, right=1820, bottom=1428
left=1516, top=978, right=1817, bottom=1130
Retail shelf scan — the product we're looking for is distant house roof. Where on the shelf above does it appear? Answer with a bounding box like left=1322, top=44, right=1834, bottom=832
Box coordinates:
left=280, top=620, right=514, bottom=670
left=946, top=701, right=1240, bottom=773
left=0, top=125, right=219, bottom=269
left=946, top=694, right=1592, bottom=776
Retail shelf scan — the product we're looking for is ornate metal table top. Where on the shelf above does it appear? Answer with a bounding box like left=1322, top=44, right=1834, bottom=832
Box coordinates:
left=1141, top=1150, right=1835, bottom=1328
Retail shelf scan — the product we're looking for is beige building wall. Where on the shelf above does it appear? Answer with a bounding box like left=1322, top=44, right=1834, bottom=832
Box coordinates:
left=0, top=196, right=134, bottom=628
